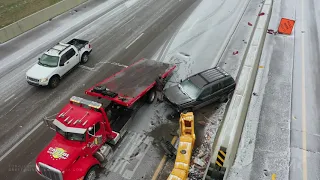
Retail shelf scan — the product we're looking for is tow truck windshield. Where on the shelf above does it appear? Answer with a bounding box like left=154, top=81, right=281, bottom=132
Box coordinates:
left=56, top=126, right=85, bottom=141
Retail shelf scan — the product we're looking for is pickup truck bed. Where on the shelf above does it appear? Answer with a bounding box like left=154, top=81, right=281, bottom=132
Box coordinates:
left=85, top=58, right=176, bottom=107
left=67, top=38, right=89, bottom=50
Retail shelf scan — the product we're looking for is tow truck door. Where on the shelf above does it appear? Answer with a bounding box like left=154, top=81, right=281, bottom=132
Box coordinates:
left=88, top=122, right=105, bottom=152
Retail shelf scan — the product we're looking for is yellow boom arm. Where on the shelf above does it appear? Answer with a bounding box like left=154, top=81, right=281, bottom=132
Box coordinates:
left=167, top=112, right=196, bottom=180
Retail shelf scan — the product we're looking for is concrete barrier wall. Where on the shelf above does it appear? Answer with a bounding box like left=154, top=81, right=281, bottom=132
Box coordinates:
left=204, top=0, right=274, bottom=179
left=0, top=0, right=88, bottom=43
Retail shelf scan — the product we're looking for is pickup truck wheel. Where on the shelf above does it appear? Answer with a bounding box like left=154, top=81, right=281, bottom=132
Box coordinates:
left=48, top=76, right=60, bottom=88
left=81, top=53, right=89, bottom=64
left=85, top=166, right=97, bottom=180
left=147, top=90, right=156, bottom=104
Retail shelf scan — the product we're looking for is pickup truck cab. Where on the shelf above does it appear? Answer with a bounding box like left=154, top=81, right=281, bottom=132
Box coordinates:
left=26, top=39, right=92, bottom=88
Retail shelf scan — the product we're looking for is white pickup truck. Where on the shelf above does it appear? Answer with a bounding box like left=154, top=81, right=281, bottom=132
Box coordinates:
left=26, top=39, right=92, bottom=88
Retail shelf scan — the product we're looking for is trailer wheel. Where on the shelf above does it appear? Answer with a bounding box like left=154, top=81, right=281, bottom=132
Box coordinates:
left=146, top=90, right=156, bottom=104
left=85, top=166, right=98, bottom=180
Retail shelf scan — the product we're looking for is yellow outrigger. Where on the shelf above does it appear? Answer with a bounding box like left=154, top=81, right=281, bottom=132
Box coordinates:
left=167, top=112, right=196, bottom=180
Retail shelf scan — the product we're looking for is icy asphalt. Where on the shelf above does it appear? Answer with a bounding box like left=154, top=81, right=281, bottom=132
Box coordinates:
left=227, top=0, right=320, bottom=179
left=0, top=0, right=264, bottom=179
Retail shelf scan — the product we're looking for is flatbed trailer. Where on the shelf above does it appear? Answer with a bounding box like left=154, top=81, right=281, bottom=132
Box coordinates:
left=85, top=58, right=175, bottom=107
left=85, top=58, right=176, bottom=136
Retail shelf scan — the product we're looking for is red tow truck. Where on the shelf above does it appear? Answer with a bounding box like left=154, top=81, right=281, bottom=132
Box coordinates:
left=35, top=58, right=176, bottom=180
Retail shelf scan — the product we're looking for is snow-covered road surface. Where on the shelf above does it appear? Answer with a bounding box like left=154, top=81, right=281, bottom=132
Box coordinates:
left=227, top=0, right=320, bottom=179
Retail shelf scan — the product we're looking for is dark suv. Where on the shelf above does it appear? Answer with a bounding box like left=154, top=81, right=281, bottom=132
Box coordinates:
left=163, top=67, right=235, bottom=112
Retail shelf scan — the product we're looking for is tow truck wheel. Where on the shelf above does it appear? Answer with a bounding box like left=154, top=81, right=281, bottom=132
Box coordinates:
left=85, top=166, right=97, bottom=180
left=147, top=90, right=156, bottom=103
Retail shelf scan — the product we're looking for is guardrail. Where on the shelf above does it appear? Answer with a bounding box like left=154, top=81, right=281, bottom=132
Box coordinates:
left=204, top=0, right=274, bottom=179
left=0, top=0, right=88, bottom=43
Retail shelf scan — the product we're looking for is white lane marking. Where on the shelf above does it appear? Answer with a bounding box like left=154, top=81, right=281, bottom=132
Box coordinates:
left=119, top=161, right=130, bottom=175
left=301, top=0, right=307, bottom=178
left=112, top=133, right=144, bottom=173
left=122, top=16, right=136, bottom=27
left=103, top=62, right=128, bottom=68
left=109, top=132, right=138, bottom=171
left=122, top=136, right=154, bottom=179
left=126, top=33, right=144, bottom=49
left=0, top=121, right=43, bottom=162
left=125, top=0, right=139, bottom=8
left=0, top=96, right=26, bottom=119
left=79, top=65, right=96, bottom=71
left=4, top=94, right=15, bottom=102
left=188, top=18, right=199, bottom=32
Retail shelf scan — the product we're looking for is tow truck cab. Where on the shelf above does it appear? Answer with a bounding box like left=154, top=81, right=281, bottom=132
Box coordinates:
left=35, top=96, right=117, bottom=180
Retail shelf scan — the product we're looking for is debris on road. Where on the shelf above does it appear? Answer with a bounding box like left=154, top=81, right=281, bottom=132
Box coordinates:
left=198, top=120, right=206, bottom=126
left=194, top=158, right=205, bottom=167
left=267, top=29, right=278, bottom=35
left=233, top=51, right=239, bottom=55
left=188, top=105, right=226, bottom=180
left=248, top=22, right=253, bottom=26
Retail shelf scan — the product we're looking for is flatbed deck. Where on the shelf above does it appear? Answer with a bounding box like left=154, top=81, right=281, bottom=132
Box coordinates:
left=85, top=58, right=176, bottom=107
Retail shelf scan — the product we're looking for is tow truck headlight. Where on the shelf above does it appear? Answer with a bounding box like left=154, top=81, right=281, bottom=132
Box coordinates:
left=39, top=78, right=48, bottom=82
left=35, top=163, right=40, bottom=172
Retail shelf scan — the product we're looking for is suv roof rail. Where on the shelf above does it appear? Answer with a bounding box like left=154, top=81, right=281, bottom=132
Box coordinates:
left=198, top=67, right=228, bottom=84
left=47, top=43, right=71, bottom=54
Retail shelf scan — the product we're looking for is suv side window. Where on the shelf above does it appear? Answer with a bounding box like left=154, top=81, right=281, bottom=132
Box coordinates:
left=65, top=48, right=76, bottom=60
left=60, top=54, right=67, bottom=64
left=223, top=77, right=234, bottom=87
left=199, top=86, right=212, bottom=98
left=88, top=122, right=101, bottom=138
left=211, top=82, right=221, bottom=93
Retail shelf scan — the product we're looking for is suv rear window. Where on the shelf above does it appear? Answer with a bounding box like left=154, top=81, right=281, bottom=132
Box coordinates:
left=223, top=77, right=234, bottom=87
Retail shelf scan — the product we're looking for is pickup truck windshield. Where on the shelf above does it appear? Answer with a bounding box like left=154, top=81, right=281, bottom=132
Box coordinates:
left=56, top=126, right=85, bottom=142
left=179, top=79, right=201, bottom=99
left=38, top=54, right=59, bottom=67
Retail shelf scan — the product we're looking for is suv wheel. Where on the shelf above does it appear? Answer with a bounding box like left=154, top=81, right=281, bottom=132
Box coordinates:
left=48, top=76, right=60, bottom=88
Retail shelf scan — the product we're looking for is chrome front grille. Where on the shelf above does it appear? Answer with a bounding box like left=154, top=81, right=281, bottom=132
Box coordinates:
left=39, top=163, right=63, bottom=180
left=27, top=76, right=39, bottom=82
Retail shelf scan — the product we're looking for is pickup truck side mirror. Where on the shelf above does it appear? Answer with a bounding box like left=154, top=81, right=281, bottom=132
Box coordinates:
left=59, top=62, right=64, bottom=66
left=180, top=79, right=182, bottom=83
